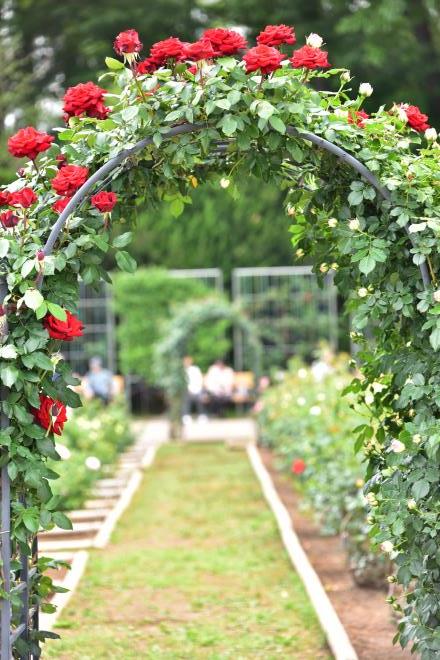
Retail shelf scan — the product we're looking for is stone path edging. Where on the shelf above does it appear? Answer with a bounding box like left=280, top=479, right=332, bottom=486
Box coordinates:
left=247, top=442, right=358, bottom=660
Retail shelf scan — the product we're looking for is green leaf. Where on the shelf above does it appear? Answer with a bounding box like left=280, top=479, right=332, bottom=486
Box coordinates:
left=221, top=115, right=238, bottom=137
left=105, top=56, right=125, bottom=70
left=52, top=511, right=73, bottom=530
left=113, top=232, right=132, bottom=249
left=47, top=302, right=67, bottom=321
left=359, top=255, right=376, bottom=275
left=115, top=250, right=137, bottom=273
left=0, top=365, right=19, bottom=388
left=269, top=116, right=286, bottom=134
left=412, top=479, right=430, bottom=500
left=430, top=327, right=440, bottom=351
left=348, top=190, right=364, bottom=206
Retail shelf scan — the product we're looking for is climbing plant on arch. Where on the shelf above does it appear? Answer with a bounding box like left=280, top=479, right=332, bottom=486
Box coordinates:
left=154, top=297, right=262, bottom=424
left=0, top=23, right=439, bottom=656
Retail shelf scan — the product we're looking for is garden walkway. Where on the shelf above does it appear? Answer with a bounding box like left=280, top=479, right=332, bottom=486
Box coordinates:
left=45, top=424, right=330, bottom=659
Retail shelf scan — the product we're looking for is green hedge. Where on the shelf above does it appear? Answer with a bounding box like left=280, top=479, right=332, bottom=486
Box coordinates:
left=113, top=268, right=230, bottom=381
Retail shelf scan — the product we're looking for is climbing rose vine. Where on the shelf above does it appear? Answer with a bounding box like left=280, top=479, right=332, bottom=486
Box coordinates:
left=0, top=22, right=439, bottom=657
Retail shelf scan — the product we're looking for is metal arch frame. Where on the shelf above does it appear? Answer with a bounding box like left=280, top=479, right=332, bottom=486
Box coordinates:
left=0, top=121, right=432, bottom=658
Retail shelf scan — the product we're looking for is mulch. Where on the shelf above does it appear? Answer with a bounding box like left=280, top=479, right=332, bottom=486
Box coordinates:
left=260, top=447, right=415, bottom=660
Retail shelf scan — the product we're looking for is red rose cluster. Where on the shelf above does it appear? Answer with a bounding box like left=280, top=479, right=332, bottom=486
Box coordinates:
left=52, top=197, right=71, bottom=215
left=0, top=210, right=19, bottom=229
left=348, top=109, right=369, bottom=128
left=0, top=188, right=37, bottom=209
left=257, top=24, right=296, bottom=47
left=291, top=458, right=306, bottom=475
left=32, top=394, right=67, bottom=435
left=290, top=45, right=329, bottom=70
left=91, top=191, right=118, bottom=213
left=8, top=127, right=54, bottom=161
left=114, top=29, right=143, bottom=56
left=202, top=28, right=247, bottom=55
left=52, top=164, right=89, bottom=196
left=43, top=310, right=84, bottom=341
left=63, top=81, right=109, bottom=121
left=243, top=45, right=284, bottom=75
left=404, top=104, right=430, bottom=132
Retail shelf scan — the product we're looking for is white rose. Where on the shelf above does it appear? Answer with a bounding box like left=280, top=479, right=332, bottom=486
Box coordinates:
left=334, top=108, right=349, bottom=119
left=220, top=177, right=230, bottom=189
left=390, top=439, right=405, bottom=453
left=407, top=499, right=417, bottom=510
left=330, top=262, right=339, bottom=271
left=341, top=70, right=351, bottom=82
left=359, top=83, right=373, bottom=97
left=433, top=290, right=440, bottom=303
left=295, top=248, right=304, bottom=258
left=319, top=263, right=329, bottom=273
left=349, top=218, right=360, bottom=231
left=364, top=390, right=374, bottom=405
left=358, top=287, right=368, bottom=298
left=287, top=204, right=296, bottom=216
left=328, top=217, right=338, bottom=228
left=372, top=381, right=386, bottom=393
left=396, top=106, right=408, bottom=123
left=412, top=434, right=422, bottom=444
left=425, top=127, right=437, bottom=142
left=310, top=405, right=321, bottom=416
left=306, top=33, right=323, bottom=48
left=55, top=443, right=71, bottom=460
left=381, top=540, right=394, bottom=554
left=85, top=456, right=101, bottom=471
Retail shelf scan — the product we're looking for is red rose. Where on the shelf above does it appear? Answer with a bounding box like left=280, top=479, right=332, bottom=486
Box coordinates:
left=8, top=126, right=54, bottom=161
left=63, top=82, right=109, bottom=121
left=114, top=29, right=142, bottom=56
left=51, top=165, right=89, bottom=196
left=202, top=28, right=247, bottom=56
left=43, top=310, right=84, bottom=341
left=52, top=197, right=72, bottom=214
left=136, top=57, right=157, bottom=75
left=91, top=191, right=118, bottom=213
left=32, top=394, right=67, bottom=436
left=290, top=45, right=330, bottom=70
left=0, top=210, right=20, bottom=228
left=149, top=37, right=186, bottom=66
left=56, top=154, right=68, bottom=168
left=187, top=64, right=198, bottom=75
left=348, top=109, right=369, bottom=128
left=243, top=45, right=284, bottom=75
left=184, top=39, right=215, bottom=62
left=291, top=458, right=306, bottom=475
left=0, top=191, right=11, bottom=206
left=404, top=104, right=430, bottom=133
left=9, top=188, right=37, bottom=208
left=257, top=24, right=296, bottom=47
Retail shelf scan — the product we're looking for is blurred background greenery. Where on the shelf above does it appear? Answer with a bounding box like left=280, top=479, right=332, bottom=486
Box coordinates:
left=2, top=0, right=439, bottom=272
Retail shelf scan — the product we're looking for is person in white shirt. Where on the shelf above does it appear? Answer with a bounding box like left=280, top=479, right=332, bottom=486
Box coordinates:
left=182, top=355, right=206, bottom=423
left=205, top=359, right=235, bottom=416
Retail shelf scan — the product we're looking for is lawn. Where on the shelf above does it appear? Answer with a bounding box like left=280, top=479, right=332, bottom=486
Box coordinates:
left=46, top=442, right=330, bottom=659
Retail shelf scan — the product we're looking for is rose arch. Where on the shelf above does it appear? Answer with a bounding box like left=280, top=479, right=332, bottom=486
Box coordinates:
left=0, top=23, right=439, bottom=657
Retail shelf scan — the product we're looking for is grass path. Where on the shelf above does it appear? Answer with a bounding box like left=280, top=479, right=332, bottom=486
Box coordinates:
left=46, top=443, right=330, bottom=659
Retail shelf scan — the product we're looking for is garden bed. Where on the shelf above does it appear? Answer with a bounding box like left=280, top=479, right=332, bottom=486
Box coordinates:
left=260, top=447, right=413, bottom=660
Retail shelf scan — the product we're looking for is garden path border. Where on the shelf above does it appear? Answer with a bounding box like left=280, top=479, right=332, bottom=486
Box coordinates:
left=247, top=442, right=358, bottom=660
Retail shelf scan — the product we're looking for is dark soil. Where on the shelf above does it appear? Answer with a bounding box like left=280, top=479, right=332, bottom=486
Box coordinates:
left=260, top=447, right=415, bottom=660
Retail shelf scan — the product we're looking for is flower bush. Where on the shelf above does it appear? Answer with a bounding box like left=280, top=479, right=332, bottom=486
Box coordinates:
left=48, top=398, right=134, bottom=511
left=257, top=356, right=390, bottom=587
left=0, top=21, right=438, bottom=655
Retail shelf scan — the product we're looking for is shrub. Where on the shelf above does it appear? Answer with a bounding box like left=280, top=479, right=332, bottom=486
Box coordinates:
left=257, top=355, right=389, bottom=586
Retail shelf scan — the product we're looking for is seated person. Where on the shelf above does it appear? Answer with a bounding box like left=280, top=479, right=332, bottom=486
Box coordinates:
left=83, top=356, right=114, bottom=405
left=205, top=359, right=235, bottom=416
left=182, top=355, right=206, bottom=424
